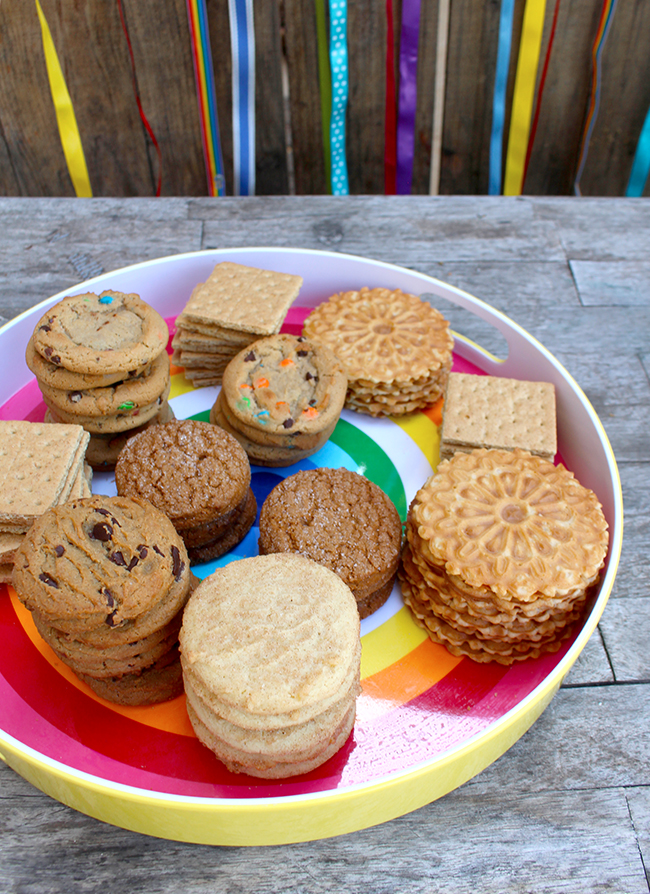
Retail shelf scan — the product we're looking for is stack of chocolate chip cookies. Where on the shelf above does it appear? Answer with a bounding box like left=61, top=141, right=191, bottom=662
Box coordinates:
left=27, top=290, right=173, bottom=471
left=114, top=419, right=256, bottom=564
left=12, top=495, right=194, bottom=705
left=258, top=467, right=403, bottom=618
left=399, top=448, right=610, bottom=664
left=303, top=287, right=453, bottom=416
left=211, top=333, right=347, bottom=466
left=179, top=554, right=361, bottom=778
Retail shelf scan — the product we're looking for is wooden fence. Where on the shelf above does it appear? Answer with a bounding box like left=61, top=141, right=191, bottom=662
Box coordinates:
left=1, top=0, right=649, bottom=198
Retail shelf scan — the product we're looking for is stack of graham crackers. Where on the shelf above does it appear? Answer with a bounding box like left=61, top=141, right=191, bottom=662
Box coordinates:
left=171, top=262, right=303, bottom=387
left=0, top=421, right=91, bottom=583
left=439, top=372, right=557, bottom=462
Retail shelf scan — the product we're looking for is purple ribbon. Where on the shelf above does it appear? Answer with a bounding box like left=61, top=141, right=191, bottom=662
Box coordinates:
left=396, top=0, right=422, bottom=195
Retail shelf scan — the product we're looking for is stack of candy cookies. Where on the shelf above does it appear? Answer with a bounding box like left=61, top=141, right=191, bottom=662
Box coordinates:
left=399, top=448, right=610, bottom=664
left=439, top=372, right=557, bottom=462
left=258, top=467, right=403, bottom=618
left=210, top=333, right=347, bottom=466
left=172, top=262, right=303, bottom=387
left=115, top=419, right=256, bottom=564
left=12, top=495, right=194, bottom=705
left=0, top=420, right=91, bottom=583
left=27, top=290, right=172, bottom=471
left=179, top=554, right=361, bottom=778
left=303, top=287, right=453, bottom=417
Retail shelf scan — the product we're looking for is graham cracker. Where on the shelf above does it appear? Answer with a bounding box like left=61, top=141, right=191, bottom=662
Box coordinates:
left=0, top=421, right=90, bottom=525
left=439, top=373, right=557, bottom=462
left=179, top=262, right=302, bottom=335
left=0, top=531, right=25, bottom=564
left=0, top=564, right=13, bottom=585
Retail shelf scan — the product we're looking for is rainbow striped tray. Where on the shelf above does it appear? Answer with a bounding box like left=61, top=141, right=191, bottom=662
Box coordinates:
left=0, top=249, right=623, bottom=845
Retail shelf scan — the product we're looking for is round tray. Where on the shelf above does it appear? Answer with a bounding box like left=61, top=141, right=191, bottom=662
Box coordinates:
left=0, top=248, right=623, bottom=846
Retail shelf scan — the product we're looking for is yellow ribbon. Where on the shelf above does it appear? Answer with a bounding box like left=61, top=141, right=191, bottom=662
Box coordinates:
left=35, top=0, right=92, bottom=197
left=503, top=0, right=546, bottom=196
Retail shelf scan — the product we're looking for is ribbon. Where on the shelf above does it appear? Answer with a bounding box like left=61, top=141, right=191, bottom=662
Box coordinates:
left=228, top=0, right=256, bottom=196
left=488, top=0, right=515, bottom=195
left=428, top=0, right=450, bottom=195
left=503, top=0, right=547, bottom=196
left=626, top=103, right=650, bottom=197
left=117, top=0, right=162, bottom=196
left=329, top=0, right=349, bottom=195
left=573, top=0, right=619, bottom=196
left=522, top=0, right=561, bottom=188
left=315, top=0, right=333, bottom=192
left=396, top=0, right=422, bottom=195
left=35, top=0, right=92, bottom=197
left=384, top=0, right=397, bottom=195
left=186, top=0, right=226, bottom=196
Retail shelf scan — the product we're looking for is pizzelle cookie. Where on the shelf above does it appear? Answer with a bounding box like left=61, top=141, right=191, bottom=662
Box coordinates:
left=179, top=553, right=361, bottom=777
left=258, top=467, right=403, bottom=618
left=398, top=448, right=609, bottom=664
left=303, top=287, right=453, bottom=417
left=32, top=290, right=168, bottom=375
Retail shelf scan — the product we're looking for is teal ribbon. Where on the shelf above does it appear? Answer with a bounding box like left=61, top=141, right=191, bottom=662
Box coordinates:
left=626, top=103, right=650, bottom=197
left=329, top=0, right=349, bottom=195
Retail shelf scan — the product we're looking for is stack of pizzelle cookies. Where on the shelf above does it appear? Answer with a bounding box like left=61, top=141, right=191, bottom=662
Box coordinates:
left=399, top=448, right=610, bottom=664
left=115, top=420, right=256, bottom=564
left=211, top=333, right=348, bottom=466
left=172, top=262, right=303, bottom=387
left=0, top=420, right=91, bottom=583
left=179, top=554, right=361, bottom=778
left=258, top=467, right=403, bottom=618
left=439, top=372, right=557, bottom=462
left=12, top=494, right=194, bottom=705
left=303, top=287, right=453, bottom=417
left=27, top=290, right=173, bottom=471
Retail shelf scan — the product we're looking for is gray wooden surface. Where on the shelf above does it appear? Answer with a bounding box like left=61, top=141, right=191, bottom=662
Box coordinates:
left=0, top=195, right=647, bottom=894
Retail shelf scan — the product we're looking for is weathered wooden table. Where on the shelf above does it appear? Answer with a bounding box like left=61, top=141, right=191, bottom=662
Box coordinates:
left=0, top=195, right=648, bottom=893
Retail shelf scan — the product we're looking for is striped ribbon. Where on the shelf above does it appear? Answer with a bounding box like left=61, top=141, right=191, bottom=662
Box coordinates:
left=186, top=0, right=226, bottom=196
left=35, top=0, right=92, bottom=197
left=503, top=0, right=547, bottom=196
left=315, top=0, right=333, bottom=192
left=329, top=0, right=349, bottom=195
left=396, top=0, right=422, bottom=195
left=228, top=0, right=256, bottom=196
left=626, top=103, right=650, bottom=197
left=488, top=0, right=515, bottom=195
left=573, top=0, right=618, bottom=196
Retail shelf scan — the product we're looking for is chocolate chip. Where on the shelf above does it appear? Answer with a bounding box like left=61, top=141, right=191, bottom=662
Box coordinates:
left=282, top=418, right=295, bottom=429
left=152, top=545, right=163, bottom=557
left=102, top=587, right=115, bottom=608
left=44, top=347, right=53, bottom=358
left=171, top=545, right=185, bottom=581
left=106, top=610, right=118, bottom=627
left=51, top=355, right=61, bottom=365
left=297, top=350, right=308, bottom=357
left=137, top=544, right=149, bottom=559
left=127, top=556, right=139, bottom=571
left=297, top=336, right=305, bottom=342
left=309, top=399, right=317, bottom=406
left=39, top=572, right=59, bottom=588
left=96, top=508, right=111, bottom=517
left=54, top=545, right=65, bottom=557
left=305, top=372, right=313, bottom=381
left=109, top=550, right=126, bottom=566
left=244, top=351, right=256, bottom=362
left=69, top=392, right=82, bottom=403
left=39, top=325, right=51, bottom=332
left=91, top=522, right=113, bottom=541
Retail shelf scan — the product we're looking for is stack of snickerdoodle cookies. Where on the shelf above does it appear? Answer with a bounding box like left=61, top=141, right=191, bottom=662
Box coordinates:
left=115, top=419, right=256, bottom=564
left=28, top=290, right=173, bottom=471
left=303, top=287, right=453, bottom=417
left=399, top=448, right=609, bottom=664
left=179, top=554, right=361, bottom=778
left=12, top=494, right=194, bottom=705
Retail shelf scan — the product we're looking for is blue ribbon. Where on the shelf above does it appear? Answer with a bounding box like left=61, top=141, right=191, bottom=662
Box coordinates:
left=228, top=0, right=255, bottom=196
left=329, top=0, right=349, bottom=195
left=626, top=103, right=650, bottom=197
left=489, top=0, right=515, bottom=195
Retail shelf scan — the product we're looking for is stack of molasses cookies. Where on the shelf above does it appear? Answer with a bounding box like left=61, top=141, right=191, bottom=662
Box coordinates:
left=210, top=333, right=347, bottom=466
left=12, top=494, right=194, bottom=705
left=27, top=290, right=173, bottom=471
left=115, top=419, right=256, bottom=564
left=179, top=554, right=361, bottom=778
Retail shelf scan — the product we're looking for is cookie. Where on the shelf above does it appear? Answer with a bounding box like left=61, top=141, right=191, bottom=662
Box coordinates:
left=26, top=335, right=153, bottom=391
left=303, top=287, right=453, bottom=417
left=44, top=381, right=171, bottom=434
left=184, top=488, right=257, bottom=563
left=32, top=290, right=169, bottom=375
left=258, top=468, right=403, bottom=617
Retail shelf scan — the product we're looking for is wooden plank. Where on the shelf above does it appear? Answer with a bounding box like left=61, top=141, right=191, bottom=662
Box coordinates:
left=252, top=0, right=289, bottom=195
left=605, top=462, right=650, bottom=603
left=0, top=4, right=73, bottom=196
left=626, top=787, right=650, bottom=884
left=599, top=597, right=650, bottom=683
left=533, top=197, right=650, bottom=259
left=561, top=627, right=614, bottom=686
left=571, top=260, right=650, bottom=305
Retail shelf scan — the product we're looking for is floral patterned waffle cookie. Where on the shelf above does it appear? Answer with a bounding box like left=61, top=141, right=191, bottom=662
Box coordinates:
left=303, top=287, right=453, bottom=417
left=399, top=448, right=609, bottom=664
